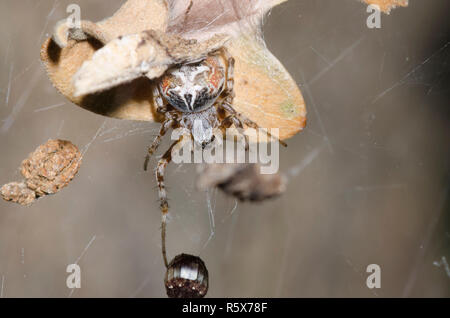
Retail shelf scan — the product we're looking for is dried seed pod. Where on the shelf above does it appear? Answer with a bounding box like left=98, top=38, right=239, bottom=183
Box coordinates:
left=21, top=139, right=82, bottom=196
left=165, top=254, right=209, bottom=298
left=1, top=182, right=36, bottom=206
left=197, top=163, right=286, bottom=202
left=1, top=140, right=82, bottom=206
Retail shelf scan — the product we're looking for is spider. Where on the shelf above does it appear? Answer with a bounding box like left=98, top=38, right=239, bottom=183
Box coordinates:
left=143, top=47, right=287, bottom=268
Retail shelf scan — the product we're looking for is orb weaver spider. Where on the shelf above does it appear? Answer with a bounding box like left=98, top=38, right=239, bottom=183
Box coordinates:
left=144, top=47, right=286, bottom=267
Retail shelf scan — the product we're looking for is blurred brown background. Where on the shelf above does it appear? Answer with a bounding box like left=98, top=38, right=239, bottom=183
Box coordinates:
left=0, top=0, right=449, bottom=297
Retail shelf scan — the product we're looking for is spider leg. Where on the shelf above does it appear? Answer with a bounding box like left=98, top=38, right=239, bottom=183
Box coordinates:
left=219, top=115, right=250, bottom=151
left=156, top=136, right=187, bottom=268
left=221, top=48, right=235, bottom=95
left=221, top=102, right=287, bottom=147
left=152, top=84, right=166, bottom=114
left=217, top=48, right=254, bottom=149
left=144, top=118, right=174, bottom=171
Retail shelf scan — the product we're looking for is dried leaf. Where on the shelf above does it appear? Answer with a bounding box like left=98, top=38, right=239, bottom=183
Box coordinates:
left=42, top=0, right=170, bottom=122
left=73, top=31, right=228, bottom=97
left=41, top=0, right=408, bottom=141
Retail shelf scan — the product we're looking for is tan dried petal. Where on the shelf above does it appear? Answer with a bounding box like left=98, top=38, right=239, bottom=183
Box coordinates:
left=197, top=163, right=286, bottom=202
left=1, top=182, right=36, bottom=206
left=21, top=140, right=82, bottom=196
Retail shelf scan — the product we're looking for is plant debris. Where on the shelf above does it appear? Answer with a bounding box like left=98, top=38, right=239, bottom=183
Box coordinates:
left=1, top=140, right=82, bottom=206
left=1, top=182, right=36, bottom=206
left=363, top=0, right=408, bottom=13
left=197, top=163, right=287, bottom=202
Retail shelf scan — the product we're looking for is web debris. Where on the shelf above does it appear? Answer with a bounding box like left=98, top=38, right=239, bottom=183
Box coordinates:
left=200, top=188, right=217, bottom=254
left=372, top=41, right=450, bottom=103
left=433, top=256, right=450, bottom=279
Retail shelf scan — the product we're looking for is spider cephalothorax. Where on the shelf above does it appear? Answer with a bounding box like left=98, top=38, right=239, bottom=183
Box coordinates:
left=145, top=47, right=286, bottom=267
left=148, top=48, right=235, bottom=152
left=159, top=55, right=226, bottom=113
left=156, top=53, right=228, bottom=146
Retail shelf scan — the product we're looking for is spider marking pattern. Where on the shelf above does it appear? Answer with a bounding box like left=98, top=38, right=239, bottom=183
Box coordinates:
left=144, top=47, right=286, bottom=267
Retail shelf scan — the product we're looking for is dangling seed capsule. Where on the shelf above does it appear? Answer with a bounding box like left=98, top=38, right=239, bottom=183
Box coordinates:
left=164, top=254, right=209, bottom=298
